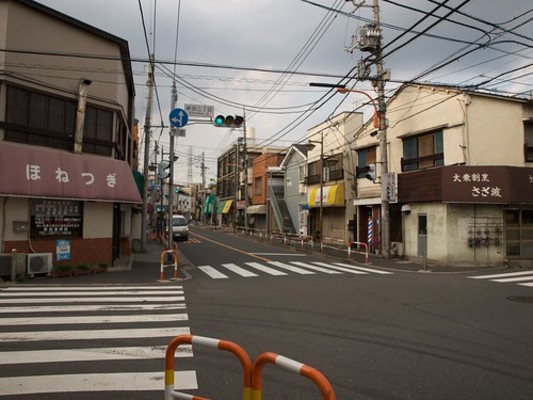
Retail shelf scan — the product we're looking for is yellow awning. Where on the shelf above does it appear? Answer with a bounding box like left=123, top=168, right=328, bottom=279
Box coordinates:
left=222, top=199, right=233, bottom=214
left=307, top=184, right=345, bottom=208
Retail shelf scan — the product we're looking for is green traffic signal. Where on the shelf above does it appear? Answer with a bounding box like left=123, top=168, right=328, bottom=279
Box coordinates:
left=213, top=114, right=244, bottom=128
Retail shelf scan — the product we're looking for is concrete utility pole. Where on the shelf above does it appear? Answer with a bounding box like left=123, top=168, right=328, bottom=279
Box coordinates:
left=141, top=54, right=155, bottom=253
left=373, top=0, right=390, bottom=258
left=167, top=81, right=177, bottom=250
left=242, top=109, right=248, bottom=228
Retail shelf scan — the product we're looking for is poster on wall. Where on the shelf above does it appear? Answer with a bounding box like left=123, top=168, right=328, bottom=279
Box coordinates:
left=30, top=199, right=83, bottom=239
left=56, top=239, right=71, bottom=261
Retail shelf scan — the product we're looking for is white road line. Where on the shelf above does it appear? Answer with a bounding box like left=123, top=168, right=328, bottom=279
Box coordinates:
left=245, top=262, right=288, bottom=276
left=334, top=262, right=394, bottom=274
left=290, top=261, right=343, bottom=274
left=0, top=296, right=185, bottom=304
left=0, top=290, right=184, bottom=297
left=221, top=263, right=259, bottom=277
left=0, top=371, right=197, bottom=396
left=3, top=285, right=182, bottom=291
left=519, top=282, right=533, bottom=287
left=1, top=313, right=189, bottom=326
left=268, top=261, right=315, bottom=274
left=0, top=326, right=190, bottom=342
left=251, top=253, right=306, bottom=256
left=1, top=303, right=186, bottom=313
left=467, top=271, right=533, bottom=279
left=311, top=262, right=367, bottom=274
left=491, top=276, right=533, bottom=283
left=198, top=265, right=228, bottom=279
left=1, top=345, right=192, bottom=365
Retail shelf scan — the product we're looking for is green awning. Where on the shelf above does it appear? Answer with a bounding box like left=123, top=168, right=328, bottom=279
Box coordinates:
left=203, top=194, right=217, bottom=214
left=217, top=200, right=226, bottom=214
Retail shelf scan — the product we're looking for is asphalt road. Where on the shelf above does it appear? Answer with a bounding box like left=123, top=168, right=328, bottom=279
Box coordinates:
left=1, top=226, right=532, bottom=399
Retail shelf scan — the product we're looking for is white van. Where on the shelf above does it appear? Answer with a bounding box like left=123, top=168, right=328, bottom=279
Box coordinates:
left=172, top=215, right=189, bottom=241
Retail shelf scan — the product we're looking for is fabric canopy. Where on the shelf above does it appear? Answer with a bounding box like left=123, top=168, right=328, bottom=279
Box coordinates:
left=307, top=184, right=345, bottom=208
left=0, top=141, right=142, bottom=203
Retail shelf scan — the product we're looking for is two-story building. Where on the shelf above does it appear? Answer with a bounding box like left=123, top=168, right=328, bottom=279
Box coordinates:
left=354, top=83, right=533, bottom=267
left=0, top=0, right=141, bottom=273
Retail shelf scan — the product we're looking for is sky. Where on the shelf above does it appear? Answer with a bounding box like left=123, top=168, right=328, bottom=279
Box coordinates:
left=35, top=0, right=533, bottom=184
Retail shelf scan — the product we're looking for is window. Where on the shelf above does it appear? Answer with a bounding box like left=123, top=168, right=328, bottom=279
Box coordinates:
left=4, top=85, right=115, bottom=156
left=254, top=177, right=262, bottom=195
left=356, top=146, right=377, bottom=178
left=525, top=123, right=533, bottom=162
left=505, top=209, right=533, bottom=258
left=402, top=130, right=443, bottom=171
left=5, top=86, right=75, bottom=150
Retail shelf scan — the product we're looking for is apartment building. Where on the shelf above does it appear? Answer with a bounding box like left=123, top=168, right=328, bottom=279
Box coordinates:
left=0, top=0, right=140, bottom=272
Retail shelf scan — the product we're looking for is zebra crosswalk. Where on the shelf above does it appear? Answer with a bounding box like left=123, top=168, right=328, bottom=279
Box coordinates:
left=467, top=270, right=533, bottom=288
left=195, top=260, right=393, bottom=279
left=0, top=285, right=196, bottom=397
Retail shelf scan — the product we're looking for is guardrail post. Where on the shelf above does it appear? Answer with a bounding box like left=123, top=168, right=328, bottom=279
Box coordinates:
left=165, top=334, right=252, bottom=400
left=159, top=249, right=179, bottom=282
left=251, top=352, right=335, bottom=400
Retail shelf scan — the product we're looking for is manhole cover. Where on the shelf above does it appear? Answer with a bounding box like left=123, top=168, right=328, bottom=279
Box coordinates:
left=506, top=296, right=533, bottom=304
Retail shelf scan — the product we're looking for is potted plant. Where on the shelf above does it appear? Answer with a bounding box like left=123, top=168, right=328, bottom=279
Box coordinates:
left=90, top=262, right=108, bottom=274
left=75, top=263, right=92, bottom=276
left=50, top=264, right=73, bottom=278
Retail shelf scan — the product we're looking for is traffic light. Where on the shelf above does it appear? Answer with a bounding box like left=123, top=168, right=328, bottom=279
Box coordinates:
left=158, top=160, right=171, bottom=180
left=365, top=163, right=376, bottom=182
left=213, top=115, right=244, bottom=128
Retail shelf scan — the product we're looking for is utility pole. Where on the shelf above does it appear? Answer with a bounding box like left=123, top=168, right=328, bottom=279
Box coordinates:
left=167, top=81, right=177, bottom=249
left=141, top=54, right=155, bottom=253
left=242, top=108, right=248, bottom=228
left=372, top=0, right=390, bottom=258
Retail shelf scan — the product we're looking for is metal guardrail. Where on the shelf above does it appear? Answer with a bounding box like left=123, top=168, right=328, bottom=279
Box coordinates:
left=164, top=334, right=336, bottom=400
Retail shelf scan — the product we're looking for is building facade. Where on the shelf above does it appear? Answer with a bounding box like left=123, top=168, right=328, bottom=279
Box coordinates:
left=0, top=0, right=140, bottom=272
left=354, top=83, right=533, bottom=267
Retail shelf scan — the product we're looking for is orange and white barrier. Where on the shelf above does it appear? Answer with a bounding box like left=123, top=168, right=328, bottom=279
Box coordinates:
left=251, top=352, right=335, bottom=400
left=164, top=334, right=252, bottom=400
left=346, top=241, right=369, bottom=264
left=159, top=249, right=179, bottom=282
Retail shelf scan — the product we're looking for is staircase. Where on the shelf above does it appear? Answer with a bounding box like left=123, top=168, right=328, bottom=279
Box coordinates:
left=268, top=182, right=296, bottom=234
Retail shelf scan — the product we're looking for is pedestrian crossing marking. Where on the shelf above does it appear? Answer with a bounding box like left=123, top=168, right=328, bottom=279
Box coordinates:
left=1, top=326, right=190, bottom=342
left=1, top=312, right=188, bottom=326
left=193, top=261, right=393, bottom=279
left=198, top=265, right=229, bottom=279
left=1, top=303, right=186, bottom=313
left=290, top=261, right=343, bottom=274
left=0, top=285, right=195, bottom=397
left=245, top=262, right=288, bottom=276
left=467, top=270, right=533, bottom=287
left=222, top=263, right=259, bottom=277
left=311, top=261, right=368, bottom=274
left=268, top=261, right=316, bottom=274
left=0, top=371, right=197, bottom=396
left=1, top=345, right=192, bottom=365
left=334, top=262, right=394, bottom=274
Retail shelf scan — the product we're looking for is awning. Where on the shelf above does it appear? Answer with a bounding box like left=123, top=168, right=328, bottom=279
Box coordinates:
left=222, top=199, right=233, bottom=214
left=203, top=194, right=217, bottom=214
left=217, top=200, right=227, bottom=214
left=0, top=141, right=142, bottom=203
left=307, top=184, right=345, bottom=208
left=247, top=204, right=266, bottom=214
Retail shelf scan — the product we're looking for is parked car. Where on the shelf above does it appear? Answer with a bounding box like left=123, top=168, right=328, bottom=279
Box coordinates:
left=172, top=215, right=189, bottom=241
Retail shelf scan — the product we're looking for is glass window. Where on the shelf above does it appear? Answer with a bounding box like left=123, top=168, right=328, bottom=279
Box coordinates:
left=357, top=146, right=377, bottom=177
left=402, top=130, right=444, bottom=171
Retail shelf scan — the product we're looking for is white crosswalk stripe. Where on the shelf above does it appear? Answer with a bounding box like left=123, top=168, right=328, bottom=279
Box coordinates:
left=467, top=270, right=533, bottom=287
left=0, top=285, right=197, bottom=397
left=194, top=261, right=392, bottom=279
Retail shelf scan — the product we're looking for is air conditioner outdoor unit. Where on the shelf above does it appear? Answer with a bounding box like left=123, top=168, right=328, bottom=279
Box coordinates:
left=27, top=253, right=53, bottom=275
left=0, top=253, right=27, bottom=276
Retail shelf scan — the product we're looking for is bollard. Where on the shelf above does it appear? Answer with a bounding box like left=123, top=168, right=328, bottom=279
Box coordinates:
left=10, top=248, right=17, bottom=282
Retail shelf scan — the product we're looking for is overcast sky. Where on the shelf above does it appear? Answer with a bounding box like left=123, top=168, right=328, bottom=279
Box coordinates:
left=36, top=0, right=533, bottom=183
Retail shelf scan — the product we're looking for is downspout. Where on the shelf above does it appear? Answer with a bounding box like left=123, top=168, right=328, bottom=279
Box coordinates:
left=457, top=94, right=471, bottom=164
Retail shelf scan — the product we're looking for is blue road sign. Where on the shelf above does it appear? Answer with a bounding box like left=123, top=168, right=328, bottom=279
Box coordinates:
left=169, top=108, right=189, bottom=128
